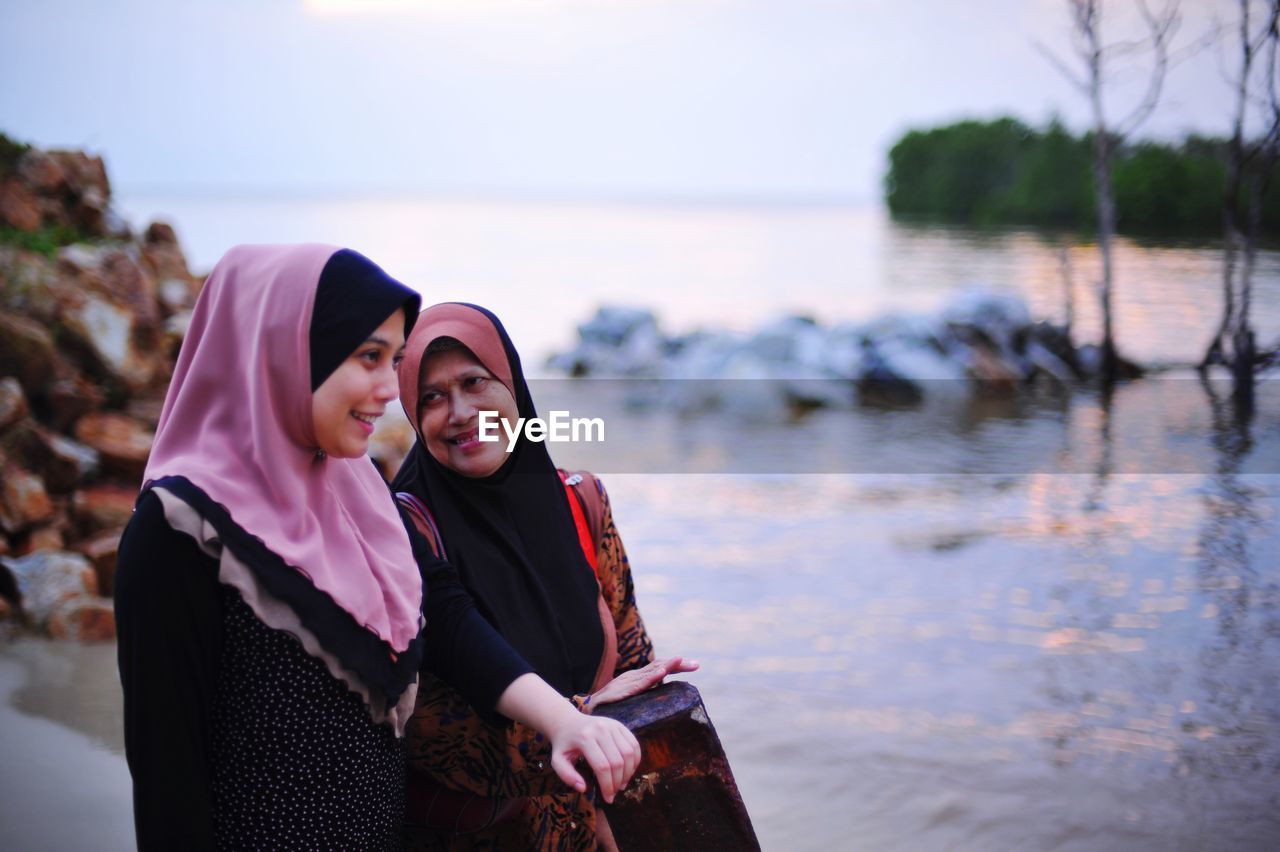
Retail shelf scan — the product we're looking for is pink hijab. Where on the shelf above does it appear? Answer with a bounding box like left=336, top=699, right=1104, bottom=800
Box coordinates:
left=143, top=244, right=422, bottom=658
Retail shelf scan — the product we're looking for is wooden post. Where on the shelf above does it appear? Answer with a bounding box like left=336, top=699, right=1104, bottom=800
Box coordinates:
left=594, top=681, right=760, bottom=851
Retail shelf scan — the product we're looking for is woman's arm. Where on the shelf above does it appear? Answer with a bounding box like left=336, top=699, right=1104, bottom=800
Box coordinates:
left=495, top=674, right=640, bottom=803
left=114, top=492, right=222, bottom=852
left=409, top=517, right=640, bottom=801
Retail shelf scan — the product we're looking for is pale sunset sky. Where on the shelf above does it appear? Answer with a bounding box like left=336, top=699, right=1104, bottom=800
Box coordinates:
left=1, top=0, right=1238, bottom=201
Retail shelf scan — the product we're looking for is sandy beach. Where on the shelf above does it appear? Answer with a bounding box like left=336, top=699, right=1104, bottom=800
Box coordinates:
left=0, top=639, right=134, bottom=851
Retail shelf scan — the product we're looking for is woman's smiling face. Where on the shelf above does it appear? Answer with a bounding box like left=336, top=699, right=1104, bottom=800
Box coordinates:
left=311, top=310, right=405, bottom=459
left=418, top=344, right=519, bottom=478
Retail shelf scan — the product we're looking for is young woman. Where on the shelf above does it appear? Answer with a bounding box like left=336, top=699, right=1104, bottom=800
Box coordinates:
left=392, top=303, right=695, bottom=850
left=115, top=246, right=638, bottom=851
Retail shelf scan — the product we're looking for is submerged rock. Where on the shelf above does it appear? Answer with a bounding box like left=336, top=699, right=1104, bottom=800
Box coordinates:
left=548, top=291, right=1098, bottom=416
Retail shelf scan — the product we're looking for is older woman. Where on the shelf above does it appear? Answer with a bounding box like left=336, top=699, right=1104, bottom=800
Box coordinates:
left=392, top=303, right=695, bottom=850
left=115, top=248, right=638, bottom=851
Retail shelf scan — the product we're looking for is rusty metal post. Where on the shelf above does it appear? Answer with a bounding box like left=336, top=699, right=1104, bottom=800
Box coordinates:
left=594, top=681, right=760, bottom=851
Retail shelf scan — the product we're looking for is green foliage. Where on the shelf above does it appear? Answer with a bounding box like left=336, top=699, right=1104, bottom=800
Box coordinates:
left=0, top=131, right=31, bottom=177
left=885, top=118, right=1277, bottom=238
left=0, top=224, right=83, bottom=257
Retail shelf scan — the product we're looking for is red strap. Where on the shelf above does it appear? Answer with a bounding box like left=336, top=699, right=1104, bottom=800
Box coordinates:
left=559, top=471, right=599, bottom=578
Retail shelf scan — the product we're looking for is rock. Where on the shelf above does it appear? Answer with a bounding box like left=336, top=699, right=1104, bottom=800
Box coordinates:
left=158, top=278, right=193, bottom=312
left=6, top=422, right=100, bottom=493
left=0, top=463, right=55, bottom=534
left=103, top=207, right=132, bottom=240
left=124, top=394, right=166, bottom=430
left=595, top=682, right=760, bottom=851
left=5, top=550, right=98, bottom=629
left=1025, top=338, right=1076, bottom=385
left=15, top=150, right=68, bottom=194
left=45, top=375, right=106, bottom=432
left=72, top=484, right=136, bottom=535
left=369, top=404, right=415, bottom=481
left=0, top=376, right=29, bottom=431
left=162, top=310, right=193, bottom=357
left=42, top=431, right=101, bottom=492
left=16, top=524, right=64, bottom=555
left=142, top=221, right=196, bottom=302
left=550, top=307, right=666, bottom=377
left=71, top=528, right=122, bottom=597
left=964, top=344, right=1022, bottom=389
left=943, top=289, right=1032, bottom=345
left=73, top=412, right=153, bottom=480
left=0, top=175, right=41, bottom=231
left=47, top=595, right=115, bottom=641
left=0, top=311, right=57, bottom=393
left=0, top=247, right=58, bottom=319
left=49, top=245, right=166, bottom=391
left=47, top=151, right=111, bottom=236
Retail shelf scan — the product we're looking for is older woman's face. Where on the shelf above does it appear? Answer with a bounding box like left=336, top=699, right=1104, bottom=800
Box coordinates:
left=418, top=346, right=519, bottom=478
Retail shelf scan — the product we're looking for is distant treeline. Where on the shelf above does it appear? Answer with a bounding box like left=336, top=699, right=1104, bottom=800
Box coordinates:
left=885, top=117, right=1280, bottom=237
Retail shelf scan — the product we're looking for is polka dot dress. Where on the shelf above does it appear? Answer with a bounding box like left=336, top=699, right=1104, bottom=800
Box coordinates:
left=211, top=588, right=406, bottom=851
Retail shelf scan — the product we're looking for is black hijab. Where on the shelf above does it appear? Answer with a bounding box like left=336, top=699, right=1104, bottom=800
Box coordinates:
left=391, top=303, right=603, bottom=696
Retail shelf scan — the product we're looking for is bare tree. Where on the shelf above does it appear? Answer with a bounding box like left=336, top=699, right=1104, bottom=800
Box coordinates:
left=1205, top=0, right=1280, bottom=413
left=1038, top=0, right=1180, bottom=384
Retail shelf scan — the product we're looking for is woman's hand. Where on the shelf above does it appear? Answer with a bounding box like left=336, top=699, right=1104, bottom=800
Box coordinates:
left=587, top=656, right=700, bottom=709
left=494, top=672, right=641, bottom=802
left=545, top=711, right=640, bottom=804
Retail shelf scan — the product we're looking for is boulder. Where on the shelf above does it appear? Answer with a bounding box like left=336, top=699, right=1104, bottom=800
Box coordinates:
left=0, top=311, right=57, bottom=393
left=71, top=483, right=136, bottom=535
left=52, top=245, right=164, bottom=390
left=45, top=375, right=106, bottom=432
left=125, top=394, right=167, bottom=430
left=43, top=431, right=101, bottom=492
left=0, top=175, right=41, bottom=231
left=46, top=151, right=111, bottom=236
left=15, top=149, right=68, bottom=194
left=9, top=423, right=100, bottom=493
left=47, top=595, right=115, bottom=641
left=142, top=220, right=196, bottom=303
left=16, top=524, right=64, bottom=555
left=4, top=550, right=98, bottom=628
left=0, top=463, right=55, bottom=534
left=73, top=411, right=153, bottom=480
left=0, top=247, right=60, bottom=321
left=71, top=528, right=122, bottom=597
left=0, top=376, right=29, bottom=431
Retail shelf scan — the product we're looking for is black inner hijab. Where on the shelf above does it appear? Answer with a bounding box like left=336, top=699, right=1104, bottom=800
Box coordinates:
left=391, top=304, right=604, bottom=696
left=310, top=249, right=420, bottom=391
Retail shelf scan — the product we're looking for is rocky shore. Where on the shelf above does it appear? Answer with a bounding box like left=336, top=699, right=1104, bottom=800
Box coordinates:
left=0, top=141, right=208, bottom=641
left=548, top=295, right=1128, bottom=415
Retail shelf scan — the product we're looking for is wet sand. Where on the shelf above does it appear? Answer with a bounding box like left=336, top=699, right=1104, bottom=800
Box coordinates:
left=0, top=640, right=134, bottom=851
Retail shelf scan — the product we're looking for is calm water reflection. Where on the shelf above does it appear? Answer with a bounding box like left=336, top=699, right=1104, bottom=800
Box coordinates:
left=611, top=381, right=1278, bottom=849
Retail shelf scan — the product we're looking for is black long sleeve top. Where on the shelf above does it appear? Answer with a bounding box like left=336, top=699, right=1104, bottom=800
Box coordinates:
left=115, top=490, right=532, bottom=851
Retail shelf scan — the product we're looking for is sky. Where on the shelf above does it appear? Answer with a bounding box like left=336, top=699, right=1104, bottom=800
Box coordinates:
left=0, top=0, right=1238, bottom=201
